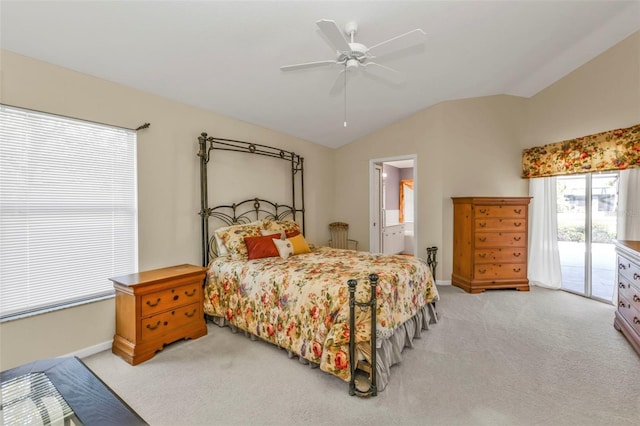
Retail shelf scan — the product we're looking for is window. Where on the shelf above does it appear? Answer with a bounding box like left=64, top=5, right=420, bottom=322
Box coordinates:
left=0, top=105, right=138, bottom=320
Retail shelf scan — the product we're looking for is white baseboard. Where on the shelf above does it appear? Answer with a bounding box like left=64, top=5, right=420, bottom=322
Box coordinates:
left=61, top=340, right=111, bottom=360
left=436, top=279, right=451, bottom=286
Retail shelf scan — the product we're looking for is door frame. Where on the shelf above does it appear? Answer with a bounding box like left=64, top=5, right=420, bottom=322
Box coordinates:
left=369, top=154, right=418, bottom=254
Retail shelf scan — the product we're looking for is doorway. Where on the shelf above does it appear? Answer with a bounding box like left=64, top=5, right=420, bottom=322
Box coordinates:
left=369, top=155, right=417, bottom=255
left=556, top=172, right=619, bottom=303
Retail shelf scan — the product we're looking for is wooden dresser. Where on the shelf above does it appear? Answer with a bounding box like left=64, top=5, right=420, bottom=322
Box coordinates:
left=613, top=240, right=640, bottom=356
left=452, top=197, right=531, bottom=293
left=111, top=264, right=208, bottom=365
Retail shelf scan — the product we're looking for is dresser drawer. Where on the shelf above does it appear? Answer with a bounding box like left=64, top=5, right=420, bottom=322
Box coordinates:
left=475, top=248, right=526, bottom=263
left=474, top=263, right=527, bottom=279
left=141, top=283, right=201, bottom=317
left=475, top=218, right=526, bottom=232
left=619, top=278, right=640, bottom=312
left=618, top=255, right=640, bottom=286
left=141, top=302, right=201, bottom=341
left=475, top=232, right=526, bottom=248
left=618, top=295, right=640, bottom=336
left=475, top=205, right=527, bottom=218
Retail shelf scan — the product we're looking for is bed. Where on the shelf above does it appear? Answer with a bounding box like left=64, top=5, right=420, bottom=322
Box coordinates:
left=197, top=133, right=439, bottom=396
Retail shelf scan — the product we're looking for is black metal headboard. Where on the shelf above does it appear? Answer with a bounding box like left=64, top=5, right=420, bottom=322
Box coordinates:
left=197, top=133, right=305, bottom=266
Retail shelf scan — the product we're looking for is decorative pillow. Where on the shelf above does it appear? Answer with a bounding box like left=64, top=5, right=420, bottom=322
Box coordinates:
left=214, top=221, right=263, bottom=259
left=244, top=234, right=280, bottom=260
left=214, top=233, right=229, bottom=256
left=262, top=219, right=302, bottom=235
left=273, top=234, right=311, bottom=259
left=260, top=229, right=285, bottom=239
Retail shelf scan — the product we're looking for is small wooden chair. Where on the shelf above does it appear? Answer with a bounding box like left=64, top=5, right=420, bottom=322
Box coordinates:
left=328, top=222, right=358, bottom=250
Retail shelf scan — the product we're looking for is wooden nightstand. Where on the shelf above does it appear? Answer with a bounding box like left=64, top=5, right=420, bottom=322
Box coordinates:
left=110, top=264, right=208, bottom=365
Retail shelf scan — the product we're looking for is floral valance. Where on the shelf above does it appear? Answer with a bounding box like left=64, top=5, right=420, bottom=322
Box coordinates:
left=522, top=123, right=640, bottom=178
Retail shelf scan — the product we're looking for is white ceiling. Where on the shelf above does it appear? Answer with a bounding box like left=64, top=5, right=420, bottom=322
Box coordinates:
left=1, top=1, right=639, bottom=149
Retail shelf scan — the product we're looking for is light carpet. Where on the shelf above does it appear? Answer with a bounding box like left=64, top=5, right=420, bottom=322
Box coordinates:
left=83, top=285, right=640, bottom=426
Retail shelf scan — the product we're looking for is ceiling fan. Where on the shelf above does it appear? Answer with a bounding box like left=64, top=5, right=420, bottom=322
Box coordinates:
left=281, top=19, right=425, bottom=83
left=280, top=19, right=426, bottom=126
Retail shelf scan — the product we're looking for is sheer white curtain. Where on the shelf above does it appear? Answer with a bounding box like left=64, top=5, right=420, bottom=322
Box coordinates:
left=617, top=168, right=640, bottom=240
left=528, top=176, right=562, bottom=289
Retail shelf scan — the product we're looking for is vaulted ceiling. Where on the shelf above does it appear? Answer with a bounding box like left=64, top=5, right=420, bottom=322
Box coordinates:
left=2, top=1, right=639, bottom=148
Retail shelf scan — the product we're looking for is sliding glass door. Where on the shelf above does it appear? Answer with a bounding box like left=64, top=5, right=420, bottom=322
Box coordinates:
left=556, top=172, right=619, bottom=303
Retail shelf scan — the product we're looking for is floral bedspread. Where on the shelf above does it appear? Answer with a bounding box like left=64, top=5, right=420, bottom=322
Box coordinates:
left=203, top=245, right=438, bottom=382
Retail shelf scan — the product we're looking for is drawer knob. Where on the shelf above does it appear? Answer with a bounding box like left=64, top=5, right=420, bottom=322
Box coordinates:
left=185, top=289, right=197, bottom=297
left=633, top=295, right=640, bottom=303
left=634, top=317, right=640, bottom=325
left=514, top=209, right=522, bottom=214
left=513, top=236, right=522, bottom=241
left=173, top=295, right=179, bottom=301
left=146, top=321, right=161, bottom=330
left=185, top=309, right=197, bottom=318
left=479, top=209, right=487, bottom=214
left=513, top=268, right=521, bottom=273
left=513, top=252, right=521, bottom=257
left=479, top=237, right=486, bottom=242
left=634, top=273, right=640, bottom=280
left=146, top=298, right=161, bottom=307
left=479, top=222, right=486, bottom=228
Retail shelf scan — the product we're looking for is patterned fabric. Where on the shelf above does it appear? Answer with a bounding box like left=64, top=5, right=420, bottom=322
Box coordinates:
left=214, top=221, right=263, bottom=260
left=262, top=219, right=302, bottom=235
left=522, top=123, right=640, bottom=178
left=203, top=246, right=438, bottom=382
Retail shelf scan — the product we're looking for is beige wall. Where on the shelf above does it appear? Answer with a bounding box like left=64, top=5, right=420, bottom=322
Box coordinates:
left=335, top=30, right=640, bottom=283
left=0, top=50, right=335, bottom=370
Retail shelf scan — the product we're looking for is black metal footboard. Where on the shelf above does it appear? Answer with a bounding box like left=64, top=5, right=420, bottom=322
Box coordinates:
left=348, top=273, right=378, bottom=397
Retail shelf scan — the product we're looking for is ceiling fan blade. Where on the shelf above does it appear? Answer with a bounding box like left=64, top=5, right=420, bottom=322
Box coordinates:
left=280, top=60, right=336, bottom=71
left=368, top=29, right=426, bottom=57
left=363, top=62, right=404, bottom=85
left=316, top=19, right=351, bottom=53
left=329, top=68, right=347, bottom=96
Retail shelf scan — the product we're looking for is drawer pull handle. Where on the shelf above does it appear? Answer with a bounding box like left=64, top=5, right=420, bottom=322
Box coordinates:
left=619, top=264, right=626, bottom=270
left=185, top=289, right=197, bottom=297
left=514, top=209, right=522, bottom=214
left=514, top=222, right=522, bottom=227
left=634, top=273, right=640, bottom=280
left=173, top=295, right=179, bottom=301
left=479, top=269, right=486, bottom=274
left=619, top=282, right=627, bottom=289
left=479, top=223, right=486, bottom=228
left=513, top=236, right=522, bottom=241
left=619, top=301, right=628, bottom=308
left=479, top=237, right=486, bottom=242
left=146, top=298, right=161, bottom=307
left=479, top=209, right=487, bottom=214
left=513, top=252, right=521, bottom=257
left=185, top=309, right=197, bottom=318
left=513, top=268, right=521, bottom=273
left=634, top=295, right=640, bottom=303
left=634, top=317, right=640, bottom=325
left=146, top=321, right=161, bottom=330
left=479, top=253, right=487, bottom=258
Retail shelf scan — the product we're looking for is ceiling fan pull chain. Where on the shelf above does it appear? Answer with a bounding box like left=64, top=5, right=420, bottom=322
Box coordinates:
left=344, top=63, right=348, bottom=127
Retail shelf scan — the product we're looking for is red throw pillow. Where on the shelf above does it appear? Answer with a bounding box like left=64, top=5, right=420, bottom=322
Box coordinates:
left=285, top=230, right=300, bottom=238
left=244, top=234, right=280, bottom=260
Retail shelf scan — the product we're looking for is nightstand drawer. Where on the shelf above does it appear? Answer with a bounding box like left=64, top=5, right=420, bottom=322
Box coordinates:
left=141, top=282, right=201, bottom=317
left=475, top=232, right=526, bottom=247
left=141, top=302, right=202, bottom=341
left=475, top=248, right=526, bottom=263
left=474, top=263, right=527, bottom=279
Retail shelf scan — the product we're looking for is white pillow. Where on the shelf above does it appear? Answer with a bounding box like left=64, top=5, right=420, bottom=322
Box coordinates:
left=213, top=220, right=263, bottom=257
left=273, top=238, right=294, bottom=259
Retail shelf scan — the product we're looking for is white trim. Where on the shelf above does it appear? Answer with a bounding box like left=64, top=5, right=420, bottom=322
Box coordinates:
left=61, top=340, right=112, bottom=360
left=369, top=154, right=418, bottom=256
left=436, top=280, right=451, bottom=286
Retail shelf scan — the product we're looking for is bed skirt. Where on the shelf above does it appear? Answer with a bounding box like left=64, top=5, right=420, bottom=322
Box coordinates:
left=206, top=301, right=438, bottom=392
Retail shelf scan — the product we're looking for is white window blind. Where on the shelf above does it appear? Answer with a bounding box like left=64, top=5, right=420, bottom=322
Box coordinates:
left=0, top=105, right=138, bottom=320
